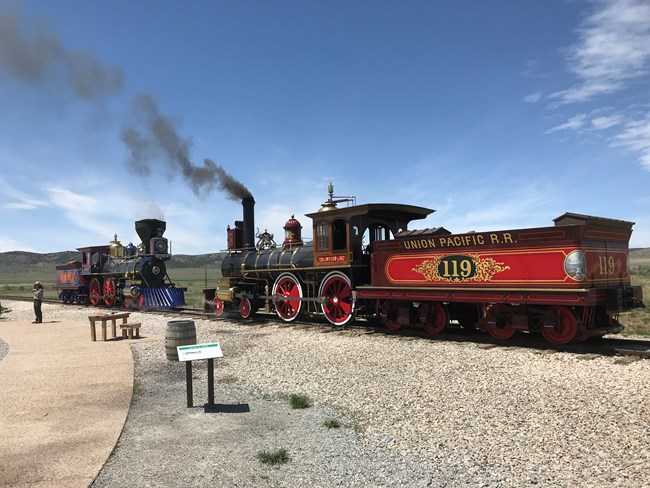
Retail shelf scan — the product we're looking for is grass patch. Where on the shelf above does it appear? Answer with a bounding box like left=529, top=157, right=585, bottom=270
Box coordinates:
left=323, top=418, right=342, bottom=429
left=257, top=448, right=290, bottom=466
left=620, top=308, right=650, bottom=336
left=217, top=375, right=238, bottom=385
left=289, top=393, right=312, bottom=409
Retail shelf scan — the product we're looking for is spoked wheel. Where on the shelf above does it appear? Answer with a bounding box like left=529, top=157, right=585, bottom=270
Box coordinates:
left=420, top=302, right=449, bottom=335
left=273, top=272, right=303, bottom=322
left=89, top=277, right=102, bottom=306
left=381, top=301, right=402, bottom=331
left=319, top=271, right=356, bottom=326
left=484, top=303, right=516, bottom=340
left=103, top=277, right=116, bottom=307
left=239, top=297, right=257, bottom=319
left=542, top=306, right=578, bottom=345
left=214, top=298, right=225, bottom=316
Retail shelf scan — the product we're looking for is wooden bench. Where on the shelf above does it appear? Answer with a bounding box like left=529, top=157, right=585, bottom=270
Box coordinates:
left=120, top=322, right=142, bottom=339
left=88, top=312, right=131, bottom=341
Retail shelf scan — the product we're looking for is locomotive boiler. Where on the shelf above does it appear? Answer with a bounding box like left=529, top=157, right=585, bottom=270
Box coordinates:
left=213, top=185, right=644, bottom=344
left=56, top=219, right=186, bottom=309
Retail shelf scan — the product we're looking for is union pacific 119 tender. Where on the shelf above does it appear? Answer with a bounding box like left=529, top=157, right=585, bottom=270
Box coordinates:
left=213, top=184, right=644, bottom=344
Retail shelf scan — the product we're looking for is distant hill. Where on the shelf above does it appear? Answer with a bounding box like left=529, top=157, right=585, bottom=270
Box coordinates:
left=0, top=248, right=647, bottom=274
left=0, top=251, right=224, bottom=273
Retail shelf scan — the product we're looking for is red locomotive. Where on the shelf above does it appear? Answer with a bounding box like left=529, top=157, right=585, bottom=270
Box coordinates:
left=213, top=184, right=644, bottom=344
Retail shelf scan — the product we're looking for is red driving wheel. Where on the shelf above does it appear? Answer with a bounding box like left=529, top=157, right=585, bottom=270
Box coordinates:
left=89, top=277, right=102, bottom=306
left=319, top=271, right=356, bottom=326
left=273, top=273, right=303, bottom=322
left=103, top=277, right=116, bottom=307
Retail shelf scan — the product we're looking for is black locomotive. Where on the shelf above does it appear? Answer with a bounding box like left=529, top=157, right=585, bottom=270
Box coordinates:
left=56, top=219, right=186, bottom=309
left=212, top=184, right=644, bottom=345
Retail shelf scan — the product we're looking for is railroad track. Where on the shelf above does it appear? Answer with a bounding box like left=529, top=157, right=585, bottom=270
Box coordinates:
left=3, top=295, right=650, bottom=359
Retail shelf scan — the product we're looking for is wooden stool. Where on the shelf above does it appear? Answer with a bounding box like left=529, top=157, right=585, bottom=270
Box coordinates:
left=120, top=322, right=142, bottom=339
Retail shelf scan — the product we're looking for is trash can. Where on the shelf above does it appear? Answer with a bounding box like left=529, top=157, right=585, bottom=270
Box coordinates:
left=165, top=320, right=197, bottom=361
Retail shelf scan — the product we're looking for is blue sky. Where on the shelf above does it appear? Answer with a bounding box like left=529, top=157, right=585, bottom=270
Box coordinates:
left=0, top=0, right=649, bottom=254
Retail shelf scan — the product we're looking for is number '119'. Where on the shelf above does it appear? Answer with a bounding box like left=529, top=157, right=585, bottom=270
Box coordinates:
left=599, top=256, right=615, bottom=276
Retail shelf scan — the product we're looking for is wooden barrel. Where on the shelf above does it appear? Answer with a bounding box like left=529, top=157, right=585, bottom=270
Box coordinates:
left=165, top=320, right=197, bottom=361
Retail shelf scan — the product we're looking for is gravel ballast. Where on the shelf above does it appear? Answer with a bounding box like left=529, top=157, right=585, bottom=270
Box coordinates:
left=2, top=300, right=650, bottom=487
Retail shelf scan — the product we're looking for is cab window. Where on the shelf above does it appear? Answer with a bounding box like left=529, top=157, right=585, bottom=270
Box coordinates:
left=316, top=222, right=329, bottom=251
left=332, top=219, right=347, bottom=252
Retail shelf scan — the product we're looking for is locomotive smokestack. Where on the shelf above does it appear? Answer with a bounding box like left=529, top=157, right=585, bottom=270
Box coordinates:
left=135, top=219, right=166, bottom=245
left=242, top=197, right=255, bottom=249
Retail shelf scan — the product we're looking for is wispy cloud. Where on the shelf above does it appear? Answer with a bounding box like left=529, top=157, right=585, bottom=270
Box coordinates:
left=591, top=114, right=623, bottom=129
left=541, top=0, right=650, bottom=170
left=550, top=0, right=650, bottom=105
left=545, top=114, right=588, bottom=134
left=0, top=176, right=47, bottom=210
left=612, top=117, right=650, bottom=169
left=524, top=92, right=542, bottom=103
left=47, top=186, right=121, bottom=239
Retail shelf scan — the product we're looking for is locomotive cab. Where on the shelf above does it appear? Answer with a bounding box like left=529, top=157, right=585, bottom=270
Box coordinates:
left=305, top=187, right=434, bottom=275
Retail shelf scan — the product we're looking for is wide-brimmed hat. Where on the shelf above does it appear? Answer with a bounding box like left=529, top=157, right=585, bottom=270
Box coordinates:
left=34, top=281, right=41, bottom=286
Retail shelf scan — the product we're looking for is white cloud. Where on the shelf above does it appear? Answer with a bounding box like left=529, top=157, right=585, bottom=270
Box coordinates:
left=611, top=117, right=650, bottom=169
left=545, top=114, right=588, bottom=134
left=524, top=92, right=542, bottom=103
left=591, top=114, right=622, bottom=129
left=0, top=176, right=47, bottom=210
left=551, top=0, right=650, bottom=105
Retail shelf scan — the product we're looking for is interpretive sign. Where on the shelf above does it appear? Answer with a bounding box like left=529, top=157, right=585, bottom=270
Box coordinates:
left=177, top=342, right=223, bottom=362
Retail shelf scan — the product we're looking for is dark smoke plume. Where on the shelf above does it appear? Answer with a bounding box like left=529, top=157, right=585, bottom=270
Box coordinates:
left=121, top=93, right=252, bottom=200
left=0, top=13, right=123, bottom=99
left=0, top=12, right=251, bottom=200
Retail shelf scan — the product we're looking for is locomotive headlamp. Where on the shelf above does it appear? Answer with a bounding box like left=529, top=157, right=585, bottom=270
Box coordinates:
left=150, top=237, right=168, bottom=254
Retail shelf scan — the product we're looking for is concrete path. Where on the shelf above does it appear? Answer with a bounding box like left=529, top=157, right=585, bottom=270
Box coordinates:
left=0, top=319, right=135, bottom=488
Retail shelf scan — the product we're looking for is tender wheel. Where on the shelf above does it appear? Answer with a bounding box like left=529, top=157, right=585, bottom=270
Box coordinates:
left=273, top=273, right=303, bottom=322
left=103, top=277, right=116, bottom=307
left=420, top=302, right=449, bottom=335
left=214, top=298, right=225, bottom=316
left=542, top=306, right=578, bottom=345
left=484, top=303, right=516, bottom=340
left=239, top=297, right=257, bottom=319
left=319, top=271, right=356, bottom=326
left=89, top=277, right=102, bottom=306
left=381, top=301, right=401, bottom=331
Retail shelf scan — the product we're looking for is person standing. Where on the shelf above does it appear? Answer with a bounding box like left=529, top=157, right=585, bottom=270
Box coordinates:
left=32, top=282, right=43, bottom=323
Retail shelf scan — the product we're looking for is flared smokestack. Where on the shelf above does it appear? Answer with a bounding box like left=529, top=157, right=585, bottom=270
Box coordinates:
left=242, top=197, right=255, bottom=249
left=135, top=219, right=166, bottom=245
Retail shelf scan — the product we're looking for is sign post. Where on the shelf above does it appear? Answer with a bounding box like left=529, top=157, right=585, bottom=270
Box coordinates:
left=177, top=343, right=224, bottom=412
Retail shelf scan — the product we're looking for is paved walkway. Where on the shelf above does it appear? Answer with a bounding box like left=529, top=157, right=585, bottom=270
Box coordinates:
left=0, top=318, right=135, bottom=488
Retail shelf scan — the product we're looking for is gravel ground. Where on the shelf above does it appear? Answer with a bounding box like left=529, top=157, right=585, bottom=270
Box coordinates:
left=2, top=300, right=650, bottom=487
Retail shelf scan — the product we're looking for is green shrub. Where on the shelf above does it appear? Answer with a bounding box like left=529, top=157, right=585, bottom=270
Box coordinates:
left=257, top=448, right=289, bottom=466
left=323, top=419, right=341, bottom=429
left=289, top=393, right=312, bottom=409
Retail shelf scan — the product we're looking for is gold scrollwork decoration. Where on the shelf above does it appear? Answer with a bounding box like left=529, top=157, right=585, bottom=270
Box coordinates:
left=412, top=253, right=510, bottom=283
